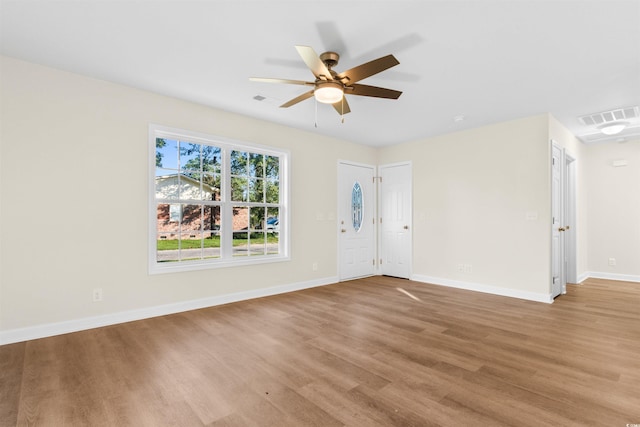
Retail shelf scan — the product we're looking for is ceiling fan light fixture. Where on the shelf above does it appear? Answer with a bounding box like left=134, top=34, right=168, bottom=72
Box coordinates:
left=314, top=81, right=344, bottom=104
left=599, top=122, right=627, bottom=135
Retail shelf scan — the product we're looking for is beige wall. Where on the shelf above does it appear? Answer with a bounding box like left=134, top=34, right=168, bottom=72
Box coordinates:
left=380, top=115, right=552, bottom=297
left=584, top=139, right=640, bottom=277
left=2, top=55, right=638, bottom=340
left=0, top=56, right=376, bottom=332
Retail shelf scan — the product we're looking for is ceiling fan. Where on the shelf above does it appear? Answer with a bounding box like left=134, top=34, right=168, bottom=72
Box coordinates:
left=250, top=45, right=402, bottom=115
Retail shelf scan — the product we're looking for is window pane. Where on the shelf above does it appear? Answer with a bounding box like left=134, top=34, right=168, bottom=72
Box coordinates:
left=231, top=150, right=247, bottom=175
left=202, top=174, right=221, bottom=201
left=267, top=232, right=279, bottom=255
left=203, top=205, right=221, bottom=233
left=231, top=177, right=248, bottom=201
left=249, top=178, right=264, bottom=203
left=232, top=206, right=249, bottom=256
left=265, top=180, right=279, bottom=204
left=169, top=204, right=181, bottom=222
left=250, top=207, right=266, bottom=230
left=233, top=206, right=249, bottom=231
left=202, top=146, right=221, bottom=174
left=155, top=173, right=180, bottom=200
left=180, top=142, right=201, bottom=172
left=157, top=233, right=179, bottom=263
left=157, top=204, right=179, bottom=232
left=181, top=204, right=202, bottom=231
left=265, top=155, right=279, bottom=179
left=265, top=210, right=279, bottom=234
left=156, top=139, right=179, bottom=170
left=249, top=231, right=266, bottom=256
left=232, top=237, right=248, bottom=257
left=179, top=232, right=203, bottom=261
left=203, top=232, right=221, bottom=259
left=249, top=153, right=264, bottom=177
left=179, top=175, right=202, bottom=200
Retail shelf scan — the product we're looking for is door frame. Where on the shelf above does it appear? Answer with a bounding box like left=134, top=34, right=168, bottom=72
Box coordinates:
left=337, top=160, right=377, bottom=281
left=378, top=161, right=413, bottom=279
left=550, top=140, right=577, bottom=297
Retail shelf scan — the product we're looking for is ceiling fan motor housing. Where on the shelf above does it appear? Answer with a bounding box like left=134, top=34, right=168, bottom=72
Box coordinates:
left=320, top=51, right=340, bottom=69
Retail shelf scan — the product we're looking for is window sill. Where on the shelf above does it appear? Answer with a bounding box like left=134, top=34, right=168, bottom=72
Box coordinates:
left=148, top=254, right=290, bottom=275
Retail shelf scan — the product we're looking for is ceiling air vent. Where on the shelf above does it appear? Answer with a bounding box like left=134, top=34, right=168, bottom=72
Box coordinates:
left=578, top=106, right=639, bottom=126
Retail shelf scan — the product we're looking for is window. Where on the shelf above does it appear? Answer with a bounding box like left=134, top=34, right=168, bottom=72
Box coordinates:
left=149, top=125, right=289, bottom=273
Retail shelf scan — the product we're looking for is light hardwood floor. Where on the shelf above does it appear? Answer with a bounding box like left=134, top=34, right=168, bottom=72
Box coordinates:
left=2, top=276, right=639, bottom=426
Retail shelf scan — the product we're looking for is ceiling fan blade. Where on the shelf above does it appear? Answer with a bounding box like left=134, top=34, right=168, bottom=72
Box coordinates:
left=347, top=84, right=402, bottom=99
left=332, top=97, right=351, bottom=115
left=250, top=77, right=313, bottom=86
left=295, top=45, right=333, bottom=80
left=280, top=90, right=315, bottom=108
left=337, top=54, right=400, bottom=84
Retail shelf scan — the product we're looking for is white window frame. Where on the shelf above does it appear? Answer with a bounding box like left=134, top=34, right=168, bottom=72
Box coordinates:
left=149, top=124, right=290, bottom=274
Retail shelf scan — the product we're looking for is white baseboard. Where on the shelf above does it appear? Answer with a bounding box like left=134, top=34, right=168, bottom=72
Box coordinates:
left=576, top=272, right=590, bottom=284
left=0, top=276, right=338, bottom=345
left=582, top=271, right=640, bottom=283
left=411, top=274, right=553, bottom=304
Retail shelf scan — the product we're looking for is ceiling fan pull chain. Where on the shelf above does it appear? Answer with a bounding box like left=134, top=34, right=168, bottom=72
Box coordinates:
left=341, top=97, right=345, bottom=124
left=314, top=97, right=318, bottom=128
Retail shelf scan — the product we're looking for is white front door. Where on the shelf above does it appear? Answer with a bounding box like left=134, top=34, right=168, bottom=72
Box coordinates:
left=551, top=143, right=565, bottom=298
left=379, top=162, right=412, bottom=279
left=338, top=162, right=375, bottom=280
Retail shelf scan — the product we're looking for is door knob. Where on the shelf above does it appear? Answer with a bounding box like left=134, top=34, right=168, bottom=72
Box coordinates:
left=558, top=227, right=565, bottom=232
left=341, top=229, right=347, bottom=233
left=403, top=225, right=409, bottom=230
left=565, top=226, right=570, bottom=230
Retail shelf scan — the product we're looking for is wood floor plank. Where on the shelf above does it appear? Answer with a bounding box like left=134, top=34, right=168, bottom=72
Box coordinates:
left=0, top=343, right=25, bottom=427
left=2, top=277, right=639, bottom=426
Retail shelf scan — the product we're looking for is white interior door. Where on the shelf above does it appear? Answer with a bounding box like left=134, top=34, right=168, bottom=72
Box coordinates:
left=338, top=162, right=375, bottom=280
left=379, top=162, right=412, bottom=279
left=551, top=143, right=565, bottom=298
left=565, top=155, right=577, bottom=284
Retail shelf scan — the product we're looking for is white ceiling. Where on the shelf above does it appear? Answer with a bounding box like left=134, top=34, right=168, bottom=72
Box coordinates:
left=1, top=0, right=639, bottom=147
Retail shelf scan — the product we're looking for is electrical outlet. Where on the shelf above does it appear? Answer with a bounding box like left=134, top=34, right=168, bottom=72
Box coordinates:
left=92, top=288, right=103, bottom=302
left=312, top=262, right=318, bottom=271
left=608, top=258, right=616, bottom=266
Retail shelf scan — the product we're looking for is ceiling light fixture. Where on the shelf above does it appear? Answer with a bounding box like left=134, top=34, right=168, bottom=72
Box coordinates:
left=314, top=81, right=344, bottom=104
left=599, top=122, right=627, bottom=136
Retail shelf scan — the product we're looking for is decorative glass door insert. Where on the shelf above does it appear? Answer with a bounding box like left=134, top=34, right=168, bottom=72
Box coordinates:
left=351, top=181, right=363, bottom=232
